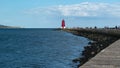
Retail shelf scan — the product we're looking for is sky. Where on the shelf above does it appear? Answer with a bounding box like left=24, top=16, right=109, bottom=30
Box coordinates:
left=0, top=0, right=120, bottom=28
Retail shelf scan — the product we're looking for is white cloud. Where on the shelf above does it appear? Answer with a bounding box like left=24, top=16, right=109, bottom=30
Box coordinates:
left=24, top=2, right=120, bottom=17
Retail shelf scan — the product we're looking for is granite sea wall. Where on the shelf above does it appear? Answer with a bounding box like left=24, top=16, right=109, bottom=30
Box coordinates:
left=63, top=28, right=120, bottom=67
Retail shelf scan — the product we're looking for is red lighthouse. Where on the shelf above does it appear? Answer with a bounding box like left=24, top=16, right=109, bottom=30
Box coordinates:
left=61, top=19, right=65, bottom=29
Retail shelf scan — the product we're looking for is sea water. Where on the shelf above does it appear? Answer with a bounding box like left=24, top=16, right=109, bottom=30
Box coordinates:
left=0, top=29, right=89, bottom=68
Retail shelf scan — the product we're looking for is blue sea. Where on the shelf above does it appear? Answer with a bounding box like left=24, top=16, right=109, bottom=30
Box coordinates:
left=0, top=29, right=89, bottom=68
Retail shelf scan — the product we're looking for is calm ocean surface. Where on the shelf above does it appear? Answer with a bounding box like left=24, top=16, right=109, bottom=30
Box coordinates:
left=0, top=29, right=89, bottom=68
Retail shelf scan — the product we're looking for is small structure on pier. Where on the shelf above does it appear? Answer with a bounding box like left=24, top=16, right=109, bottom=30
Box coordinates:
left=61, top=19, right=65, bottom=29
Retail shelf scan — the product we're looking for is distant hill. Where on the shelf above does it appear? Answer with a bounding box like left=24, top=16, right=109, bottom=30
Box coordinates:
left=0, top=24, right=20, bottom=28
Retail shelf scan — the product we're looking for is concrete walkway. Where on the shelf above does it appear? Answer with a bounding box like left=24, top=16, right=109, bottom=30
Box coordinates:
left=80, top=39, right=120, bottom=68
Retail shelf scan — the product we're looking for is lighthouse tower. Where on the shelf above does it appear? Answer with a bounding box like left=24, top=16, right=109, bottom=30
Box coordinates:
left=61, top=19, right=65, bottom=29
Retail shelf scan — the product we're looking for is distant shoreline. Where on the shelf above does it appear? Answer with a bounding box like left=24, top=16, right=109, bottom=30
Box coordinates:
left=63, top=28, right=120, bottom=67
left=0, top=24, right=21, bottom=28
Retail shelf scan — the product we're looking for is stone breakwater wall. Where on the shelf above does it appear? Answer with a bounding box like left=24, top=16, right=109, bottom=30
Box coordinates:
left=63, top=28, right=120, bottom=67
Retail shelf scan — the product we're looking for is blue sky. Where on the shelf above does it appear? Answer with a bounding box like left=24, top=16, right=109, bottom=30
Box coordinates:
left=0, top=0, right=120, bottom=28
